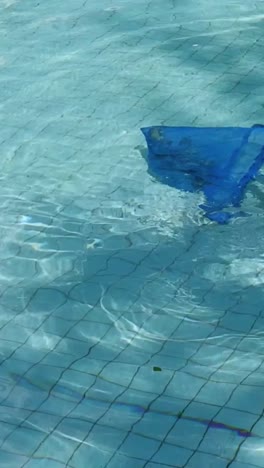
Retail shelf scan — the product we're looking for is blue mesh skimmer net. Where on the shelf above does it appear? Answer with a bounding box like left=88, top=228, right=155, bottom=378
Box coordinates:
left=141, top=125, right=264, bottom=223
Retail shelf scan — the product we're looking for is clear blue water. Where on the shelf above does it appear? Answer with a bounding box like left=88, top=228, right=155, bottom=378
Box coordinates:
left=1, top=0, right=264, bottom=467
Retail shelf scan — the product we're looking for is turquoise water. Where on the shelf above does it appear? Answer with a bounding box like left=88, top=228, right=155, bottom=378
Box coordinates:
left=1, top=0, right=264, bottom=467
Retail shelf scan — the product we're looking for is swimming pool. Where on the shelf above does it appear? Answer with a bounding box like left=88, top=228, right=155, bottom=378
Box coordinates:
left=1, top=0, right=264, bottom=466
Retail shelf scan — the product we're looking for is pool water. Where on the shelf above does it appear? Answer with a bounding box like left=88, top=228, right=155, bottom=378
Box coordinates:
left=1, top=0, right=264, bottom=467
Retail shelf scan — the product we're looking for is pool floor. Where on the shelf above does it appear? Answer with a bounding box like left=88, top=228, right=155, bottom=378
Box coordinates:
left=1, top=0, right=264, bottom=467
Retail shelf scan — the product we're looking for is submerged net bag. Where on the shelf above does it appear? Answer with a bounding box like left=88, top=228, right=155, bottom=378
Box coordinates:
left=141, top=125, right=264, bottom=223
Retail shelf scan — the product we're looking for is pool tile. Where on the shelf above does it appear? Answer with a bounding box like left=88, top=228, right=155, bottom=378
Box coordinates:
left=161, top=340, right=200, bottom=360
left=53, top=300, right=88, bottom=321
left=142, top=314, right=181, bottom=339
left=216, top=408, right=257, bottom=433
left=0, top=450, right=29, bottom=467
left=70, top=396, right=109, bottom=423
left=148, top=355, right=186, bottom=371
left=1, top=358, right=32, bottom=378
left=219, top=311, right=256, bottom=333
left=251, top=317, right=264, bottom=335
left=199, top=427, right=241, bottom=458
left=34, top=432, right=79, bottom=464
left=0, top=324, right=32, bottom=344
left=117, top=388, right=157, bottom=409
left=212, top=368, right=249, bottom=384
left=188, top=451, right=228, bottom=467
left=23, top=413, right=61, bottom=433
left=89, top=343, right=122, bottom=361
left=129, top=334, right=163, bottom=354
left=0, top=126, right=18, bottom=143
left=87, top=378, right=124, bottom=402
left=165, top=371, right=205, bottom=399
left=117, top=348, right=152, bottom=365
left=67, top=320, right=110, bottom=343
left=0, top=358, right=31, bottom=390
left=229, top=462, right=260, bottom=468
left=253, top=417, right=264, bottom=437
left=192, top=344, right=233, bottom=368
left=203, top=290, right=237, bottom=311
left=26, top=365, right=62, bottom=389
left=242, top=371, right=264, bottom=387
left=173, top=320, right=214, bottom=340
left=84, top=305, right=114, bottom=324
left=120, top=433, right=160, bottom=460
left=54, top=337, right=90, bottom=357
left=227, top=385, right=264, bottom=415
left=71, top=442, right=112, bottom=468
left=69, top=282, right=103, bottom=306
left=24, top=459, right=66, bottom=467
left=209, top=327, right=242, bottom=350
left=0, top=421, right=16, bottom=444
left=232, top=302, right=260, bottom=316
left=107, top=453, right=145, bottom=467
left=0, top=339, right=21, bottom=359
left=26, top=331, right=61, bottom=352
left=145, top=464, right=179, bottom=468
left=2, top=427, right=45, bottom=456
left=101, top=362, right=137, bottom=387
left=150, top=395, right=188, bottom=415
left=52, top=369, right=95, bottom=402
left=86, top=424, right=126, bottom=453
left=56, top=418, right=92, bottom=442
left=153, top=442, right=193, bottom=466
left=133, top=412, right=175, bottom=441
left=224, top=350, right=262, bottom=372
left=236, top=437, right=264, bottom=467
left=100, top=401, right=142, bottom=431
left=238, top=337, right=264, bottom=354
left=40, top=316, right=73, bottom=337
left=131, top=366, right=173, bottom=394
left=3, top=383, right=48, bottom=411
left=182, top=362, right=213, bottom=380
left=12, top=345, right=48, bottom=364
left=0, top=287, right=29, bottom=313
left=166, top=418, right=207, bottom=450
left=70, top=357, right=105, bottom=375
left=27, top=288, right=66, bottom=313
left=196, top=381, right=236, bottom=405
left=12, top=313, right=45, bottom=331
left=0, top=406, right=30, bottom=426
left=40, top=351, right=75, bottom=368
left=38, top=395, right=77, bottom=416
left=184, top=401, right=220, bottom=420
